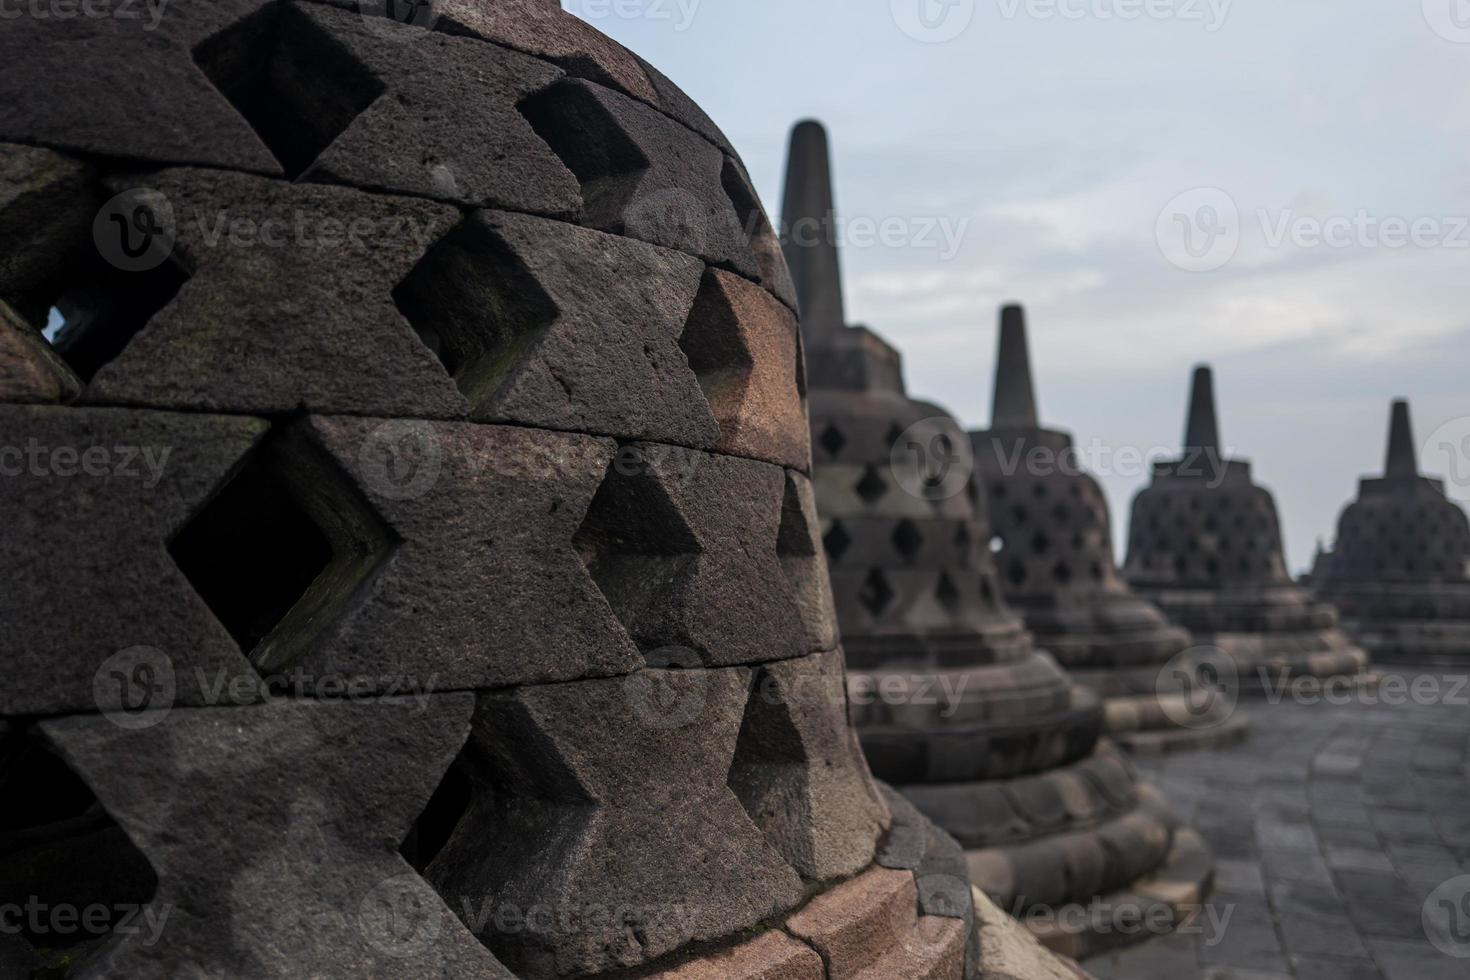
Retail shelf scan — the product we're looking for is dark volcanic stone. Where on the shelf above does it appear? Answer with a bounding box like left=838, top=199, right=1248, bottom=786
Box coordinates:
left=0, top=404, right=266, bottom=716
left=39, top=695, right=511, bottom=978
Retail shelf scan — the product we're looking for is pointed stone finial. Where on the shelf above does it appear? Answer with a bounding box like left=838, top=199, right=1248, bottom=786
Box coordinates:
left=780, top=120, right=846, bottom=339
left=1384, top=399, right=1419, bottom=479
left=992, top=304, right=1039, bottom=429
left=1183, top=365, right=1220, bottom=454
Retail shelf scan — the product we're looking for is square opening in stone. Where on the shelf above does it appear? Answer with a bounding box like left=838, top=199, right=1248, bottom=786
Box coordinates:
left=193, top=2, right=384, bottom=180
left=168, top=431, right=334, bottom=657
left=42, top=255, right=188, bottom=382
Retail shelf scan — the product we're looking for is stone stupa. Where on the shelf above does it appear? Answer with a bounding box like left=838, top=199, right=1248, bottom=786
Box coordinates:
left=0, top=5, right=1099, bottom=978
left=784, top=120, right=1211, bottom=960
left=1124, top=366, right=1374, bottom=691
left=1311, top=400, right=1470, bottom=663
left=971, top=306, right=1247, bottom=753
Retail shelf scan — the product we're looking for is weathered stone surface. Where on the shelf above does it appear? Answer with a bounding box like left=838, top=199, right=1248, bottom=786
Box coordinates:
left=973, top=887, right=1090, bottom=979
left=681, top=268, right=809, bottom=470
left=786, top=866, right=967, bottom=980
left=730, top=650, right=890, bottom=882
left=0, top=144, right=96, bottom=326
left=245, top=416, right=641, bottom=692
left=577, top=444, right=806, bottom=666
left=0, top=0, right=282, bottom=172
left=644, top=931, right=824, bottom=980
left=428, top=671, right=806, bottom=977
left=778, top=471, right=842, bottom=651
left=88, top=168, right=466, bottom=417
left=0, top=405, right=265, bottom=716
left=275, top=2, right=581, bottom=213
left=459, top=210, right=717, bottom=446
left=526, top=79, right=760, bottom=280
left=0, top=303, right=79, bottom=403
left=39, top=696, right=513, bottom=978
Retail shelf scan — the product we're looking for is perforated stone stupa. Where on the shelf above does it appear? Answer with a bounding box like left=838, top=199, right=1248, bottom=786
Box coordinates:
left=1311, top=400, right=1470, bottom=664
left=784, top=120, right=1211, bottom=960
left=1124, top=366, right=1374, bottom=692
left=0, top=4, right=1101, bottom=977
left=971, top=306, right=1245, bottom=753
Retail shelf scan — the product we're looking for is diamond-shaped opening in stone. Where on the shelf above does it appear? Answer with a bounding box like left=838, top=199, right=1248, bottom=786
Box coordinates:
left=1007, top=559, right=1027, bottom=587
left=855, top=465, right=888, bottom=505
left=935, top=571, right=961, bottom=614
left=393, top=216, right=557, bottom=409
left=818, top=423, right=846, bottom=458
left=823, top=521, right=853, bottom=564
left=721, top=156, right=773, bottom=261
left=519, top=80, right=651, bottom=228
left=1053, top=561, right=1073, bottom=585
left=1031, top=530, right=1051, bottom=554
left=168, top=428, right=335, bottom=658
left=0, top=731, right=158, bottom=961
left=40, top=250, right=189, bottom=383
left=858, top=568, right=895, bottom=616
left=679, top=270, right=755, bottom=430
left=399, top=757, right=474, bottom=874
left=573, top=454, right=701, bottom=656
left=193, top=2, right=385, bottom=180
left=893, top=519, right=924, bottom=562
left=726, top=665, right=818, bottom=879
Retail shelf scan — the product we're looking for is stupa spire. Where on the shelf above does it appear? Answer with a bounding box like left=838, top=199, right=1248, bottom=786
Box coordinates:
left=1384, top=399, right=1419, bottom=479
left=991, top=304, right=1040, bottom=429
left=1183, top=365, right=1221, bottom=454
left=780, top=120, right=846, bottom=338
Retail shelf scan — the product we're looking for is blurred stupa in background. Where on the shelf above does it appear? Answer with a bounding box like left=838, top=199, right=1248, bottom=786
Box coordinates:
left=1311, top=400, right=1470, bottom=664
left=1124, top=367, right=1375, bottom=693
left=784, top=119, right=1212, bottom=960
left=971, top=307, right=1247, bottom=753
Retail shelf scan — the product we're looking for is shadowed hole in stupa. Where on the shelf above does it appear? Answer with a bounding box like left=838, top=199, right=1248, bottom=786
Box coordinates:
left=399, top=760, right=474, bottom=875
left=0, top=731, right=157, bottom=973
left=193, top=1, right=384, bottom=180
left=572, top=456, right=701, bottom=657
left=678, top=270, right=755, bottom=425
left=392, top=217, right=557, bottom=408
left=519, top=80, right=650, bottom=229
left=168, top=429, right=334, bottom=659
left=38, top=254, right=188, bottom=383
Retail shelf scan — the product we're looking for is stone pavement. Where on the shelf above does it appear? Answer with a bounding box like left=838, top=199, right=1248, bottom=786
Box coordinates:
left=1086, top=667, right=1470, bottom=980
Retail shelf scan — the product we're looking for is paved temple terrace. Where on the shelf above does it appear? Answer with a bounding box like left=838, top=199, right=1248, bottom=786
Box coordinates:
left=1087, top=667, right=1470, bottom=980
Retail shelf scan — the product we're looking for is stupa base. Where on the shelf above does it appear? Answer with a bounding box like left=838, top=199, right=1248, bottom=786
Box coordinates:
left=1102, top=693, right=1253, bottom=755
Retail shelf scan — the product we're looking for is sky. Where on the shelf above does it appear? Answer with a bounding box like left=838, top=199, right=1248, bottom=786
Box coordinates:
left=573, top=0, right=1470, bottom=572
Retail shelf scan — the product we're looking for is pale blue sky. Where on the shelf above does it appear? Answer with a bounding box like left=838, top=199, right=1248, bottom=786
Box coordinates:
left=576, top=0, right=1470, bottom=572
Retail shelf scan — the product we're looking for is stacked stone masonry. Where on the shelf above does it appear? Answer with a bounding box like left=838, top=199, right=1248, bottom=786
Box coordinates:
left=0, top=4, right=1045, bottom=979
